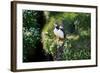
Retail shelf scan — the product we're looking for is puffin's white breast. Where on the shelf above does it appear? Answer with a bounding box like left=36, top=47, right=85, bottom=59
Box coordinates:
left=57, top=29, right=64, bottom=39
left=54, top=28, right=59, bottom=37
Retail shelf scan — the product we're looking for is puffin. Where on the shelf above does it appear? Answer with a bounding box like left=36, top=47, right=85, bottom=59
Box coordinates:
left=53, top=24, right=65, bottom=40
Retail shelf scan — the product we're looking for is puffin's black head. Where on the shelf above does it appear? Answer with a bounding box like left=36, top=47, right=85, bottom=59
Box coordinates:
left=54, top=24, right=59, bottom=29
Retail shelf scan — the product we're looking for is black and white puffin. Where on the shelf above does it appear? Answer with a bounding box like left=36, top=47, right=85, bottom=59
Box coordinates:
left=54, top=24, right=65, bottom=40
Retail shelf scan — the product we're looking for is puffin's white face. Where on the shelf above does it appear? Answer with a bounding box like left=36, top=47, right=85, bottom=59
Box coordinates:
left=59, top=26, right=63, bottom=29
left=54, top=24, right=58, bottom=27
left=54, top=24, right=59, bottom=29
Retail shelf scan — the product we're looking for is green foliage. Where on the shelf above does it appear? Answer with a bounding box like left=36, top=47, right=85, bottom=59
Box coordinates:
left=62, top=35, right=91, bottom=60
left=42, top=12, right=91, bottom=60
left=23, top=10, right=91, bottom=61
left=23, top=10, right=41, bottom=62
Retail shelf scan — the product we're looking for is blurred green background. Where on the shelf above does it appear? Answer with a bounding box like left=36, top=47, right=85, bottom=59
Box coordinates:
left=23, top=10, right=91, bottom=62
